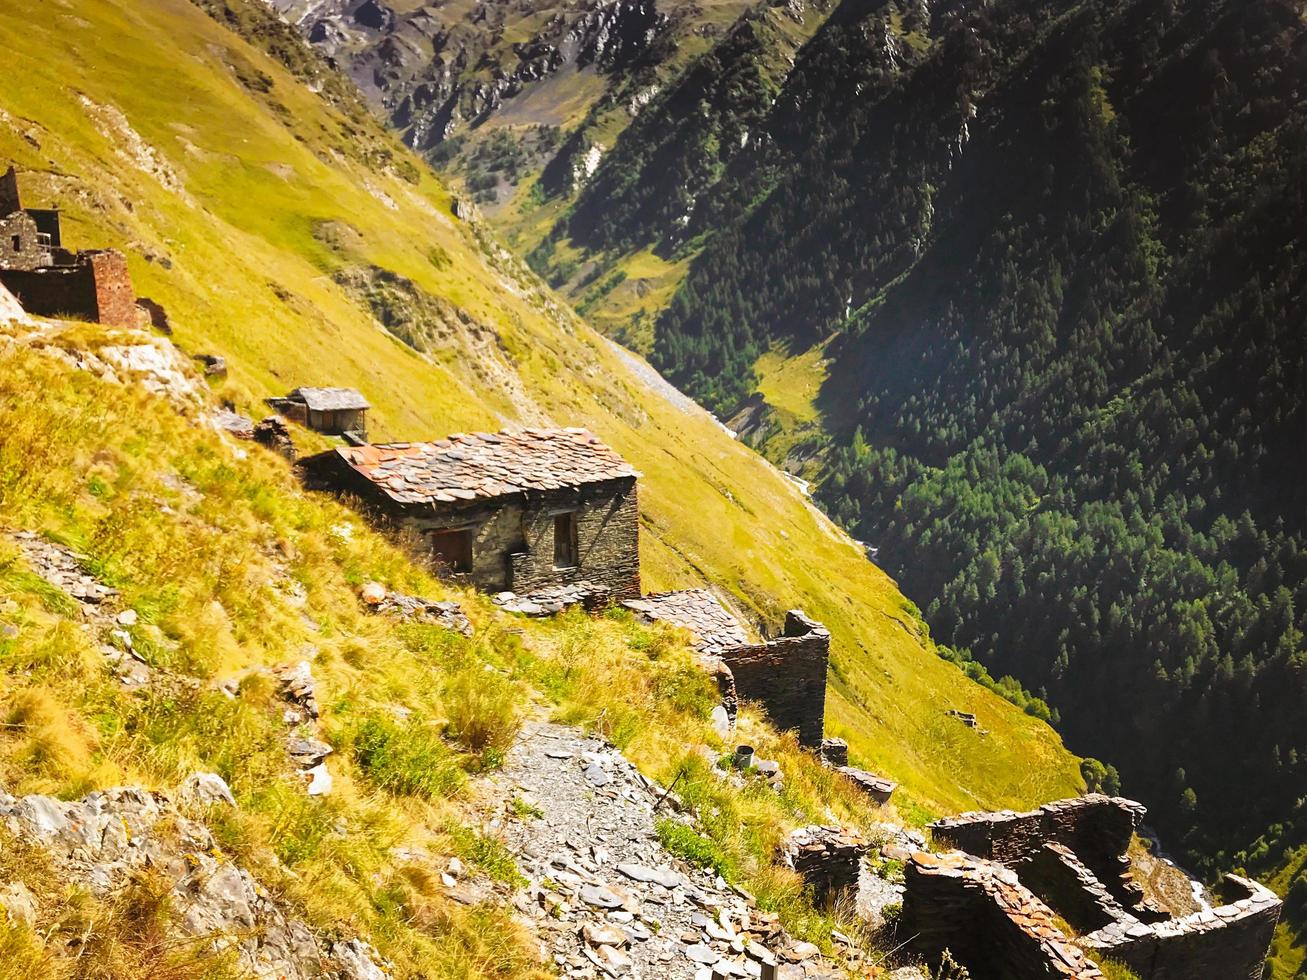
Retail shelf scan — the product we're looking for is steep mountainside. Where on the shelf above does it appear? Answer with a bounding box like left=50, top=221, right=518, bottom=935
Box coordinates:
left=0, top=0, right=1086, bottom=846
left=249, top=0, right=805, bottom=219
left=498, top=0, right=1307, bottom=971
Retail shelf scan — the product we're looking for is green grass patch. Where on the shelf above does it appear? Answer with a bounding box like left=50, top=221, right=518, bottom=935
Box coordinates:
left=347, top=713, right=467, bottom=799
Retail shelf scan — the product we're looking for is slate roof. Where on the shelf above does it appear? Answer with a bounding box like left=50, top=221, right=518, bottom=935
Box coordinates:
left=290, top=387, right=371, bottom=411
left=333, top=428, right=639, bottom=505
left=622, top=589, right=750, bottom=656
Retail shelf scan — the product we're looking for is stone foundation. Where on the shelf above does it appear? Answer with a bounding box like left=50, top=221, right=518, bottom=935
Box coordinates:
left=903, top=851, right=1105, bottom=979
left=931, top=795, right=1145, bottom=910
left=916, top=797, right=1283, bottom=979
left=0, top=249, right=137, bottom=326
left=782, top=826, right=868, bottom=905
left=1080, top=875, right=1282, bottom=980
left=817, top=737, right=896, bottom=804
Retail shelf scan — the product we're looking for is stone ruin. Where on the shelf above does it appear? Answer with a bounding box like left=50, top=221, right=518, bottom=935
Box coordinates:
left=904, top=851, right=1107, bottom=979
left=622, top=590, right=830, bottom=749
left=781, top=825, right=870, bottom=906
left=901, top=795, right=1282, bottom=979
left=0, top=165, right=140, bottom=327
left=819, top=737, right=897, bottom=805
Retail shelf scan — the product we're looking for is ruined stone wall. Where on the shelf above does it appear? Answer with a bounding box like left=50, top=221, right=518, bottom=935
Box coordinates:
left=931, top=796, right=1144, bottom=908
left=0, top=212, right=50, bottom=271
left=721, top=611, right=828, bottom=748
left=86, top=250, right=137, bottom=326
left=782, top=826, right=867, bottom=905
left=508, top=480, right=640, bottom=599
left=0, top=263, right=98, bottom=320
left=0, top=167, right=20, bottom=215
left=1081, top=875, right=1282, bottom=980
left=1019, top=843, right=1125, bottom=935
left=0, top=249, right=136, bottom=325
left=902, top=852, right=1106, bottom=980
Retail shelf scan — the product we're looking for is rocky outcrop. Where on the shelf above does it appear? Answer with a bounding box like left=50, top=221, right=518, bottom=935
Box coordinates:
left=360, top=581, right=473, bottom=634
left=0, top=778, right=390, bottom=979
left=268, top=0, right=669, bottom=152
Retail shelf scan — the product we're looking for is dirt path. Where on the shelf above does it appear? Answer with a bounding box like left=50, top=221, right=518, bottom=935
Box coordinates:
left=485, top=720, right=844, bottom=979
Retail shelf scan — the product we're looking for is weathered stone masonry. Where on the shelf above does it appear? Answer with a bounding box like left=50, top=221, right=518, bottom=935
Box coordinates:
left=931, top=795, right=1147, bottom=912
left=0, top=166, right=138, bottom=327
left=0, top=250, right=138, bottom=327
left=1080, top=874, right=1282, bottom=980
left=911, top=796, right=1283, bottom=980
left=903, top=851, right=1106, bottom=980
left=723, top=611, right=829, bottom=749
left=622, top=591, right=831, bottom=748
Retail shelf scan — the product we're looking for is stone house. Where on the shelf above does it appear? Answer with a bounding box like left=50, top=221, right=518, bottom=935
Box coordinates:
left=0, top=210, right=52, bottom=271
left=266, top=387, right=370, bottom=439
left=300, top=428, right=641, bottom=599
left=0, top=165, right=138, bottom=326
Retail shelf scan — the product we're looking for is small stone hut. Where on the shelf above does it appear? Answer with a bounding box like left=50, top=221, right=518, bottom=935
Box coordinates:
left=266, top=387, right=370, bottom=439
left=300, top=428, right=641, bottom=598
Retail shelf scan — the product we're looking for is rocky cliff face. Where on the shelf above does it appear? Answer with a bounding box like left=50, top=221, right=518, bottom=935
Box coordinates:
left=260, top=0, right=673, bottom=161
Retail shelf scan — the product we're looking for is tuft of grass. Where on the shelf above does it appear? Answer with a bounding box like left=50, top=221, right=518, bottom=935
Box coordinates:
left=0, top=830, right=242, bottom=980
left=348, top=713, right=467, bottom=799
left=441, top=664, right=523, bottom=764
left=509, top=795, right=544, bottom=820
left=447, top=825, right=525, bottom=886
left=1090, top=958, right=1142, bottom=980
left=655, top=818, right=731, bottom=877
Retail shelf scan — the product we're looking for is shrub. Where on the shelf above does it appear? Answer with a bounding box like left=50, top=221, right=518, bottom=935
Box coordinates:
left=442, top=665, right=523, bottom=763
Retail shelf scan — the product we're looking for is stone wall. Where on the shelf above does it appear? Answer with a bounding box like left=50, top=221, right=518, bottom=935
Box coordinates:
left=782, top=826, right=868, bottom=905
left=85, top=250, right=137, bottom=326
left=0, top=211, right=50, bottom=271
left=1081, top=875, right=1282, bottom=980
left=1019, top=843, right=1125, bottom=935
left=0, top=167, right=19, bottom=215
left=721, top=611, right=829, bottom=748
left=507, top=480, right=639, bottom=600
left=926, top=797, right=1284, bottom=979
left=902, top=851, right=1106, bottom=980
left=0, top=249, right=136, bottom=326
left=931, top=795, right=1144, bottom=909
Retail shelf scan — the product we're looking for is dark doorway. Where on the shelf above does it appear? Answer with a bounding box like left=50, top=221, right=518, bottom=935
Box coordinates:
left=554, top=512, right=579, bottom=568
left=432, top=528, right=474, bottom=573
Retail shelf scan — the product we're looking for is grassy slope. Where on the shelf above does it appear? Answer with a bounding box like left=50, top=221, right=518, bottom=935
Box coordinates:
left=0, top=0, right=1081, bottom=817
left=0, top=334, right=893, bottom=975
left=495, top=0, right=835, bottom=345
